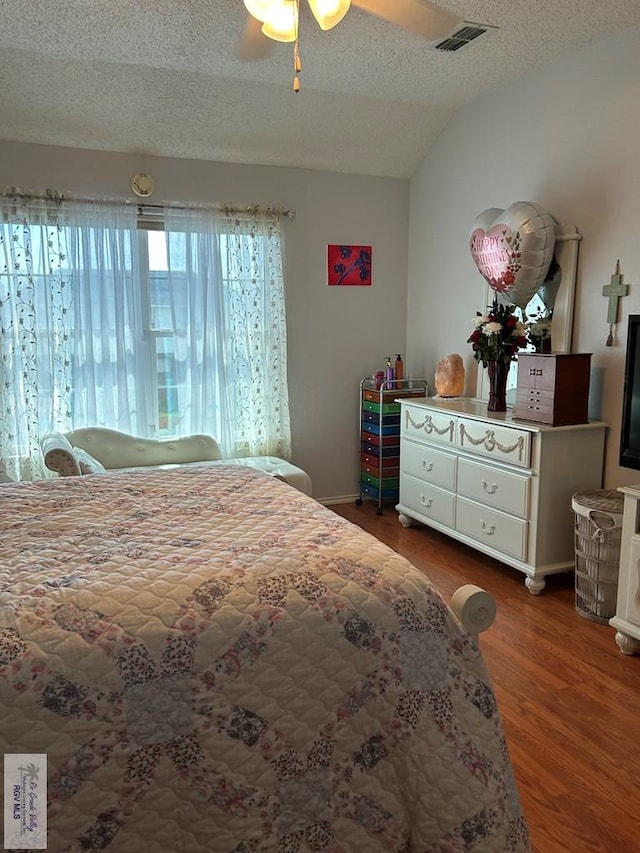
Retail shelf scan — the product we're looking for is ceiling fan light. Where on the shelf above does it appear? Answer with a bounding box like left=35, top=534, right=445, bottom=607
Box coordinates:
left=308, top=0, right=351, bottom=31
left=242, top=0, right=275, bottom=24
left=261, top=0, right=298, bottom=42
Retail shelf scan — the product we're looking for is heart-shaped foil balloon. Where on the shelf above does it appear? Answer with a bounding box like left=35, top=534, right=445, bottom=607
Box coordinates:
left=469, top=202, right=557, bottom=308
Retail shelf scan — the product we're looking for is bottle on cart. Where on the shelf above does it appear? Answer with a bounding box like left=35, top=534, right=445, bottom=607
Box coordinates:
left=395, top=354, right=404, bottom=387
left=385, top=357, right=394, bottom=386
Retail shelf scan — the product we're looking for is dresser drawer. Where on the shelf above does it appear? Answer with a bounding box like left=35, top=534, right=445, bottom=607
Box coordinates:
left=514, top=388, right=554, bottom=415
left=456, top=496, right=528, bottom=560
left=401, top=438, right=456, bottom=491
left=513, top=395, right=555, bottom=425
left=402, top=404, right=456, bottom=448
left=513, top=389, right=589, bottom=427
left=399, top=475, right=455, bottom=528
left=515, top=388, right=554, bottom=405
left=457, top=457, right=530, bottom=518
left=457, top=417, right=531, bottom=468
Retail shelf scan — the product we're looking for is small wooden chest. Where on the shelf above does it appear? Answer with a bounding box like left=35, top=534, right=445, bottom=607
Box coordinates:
left=513, top=353, right=592, bottom=426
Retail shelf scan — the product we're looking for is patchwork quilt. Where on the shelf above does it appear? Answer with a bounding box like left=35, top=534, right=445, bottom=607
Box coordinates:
left=0, top=466, right=530, bottom=852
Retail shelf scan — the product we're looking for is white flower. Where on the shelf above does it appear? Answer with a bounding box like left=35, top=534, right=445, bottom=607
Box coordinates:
left=473, top=315, right=489, bottom=328
left=484, top=322, right=503, bottom=336
left=527, top=318, right=552, bottom=335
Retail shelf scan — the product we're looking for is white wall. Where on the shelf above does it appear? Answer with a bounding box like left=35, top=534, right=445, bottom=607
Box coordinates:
left=0, top=141, right=410, bottom=500
left=408, top=24, right=640, bottom=490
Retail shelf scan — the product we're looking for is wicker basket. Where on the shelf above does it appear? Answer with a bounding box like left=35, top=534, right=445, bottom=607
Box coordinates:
left=572, top=489, right=623, bottom=623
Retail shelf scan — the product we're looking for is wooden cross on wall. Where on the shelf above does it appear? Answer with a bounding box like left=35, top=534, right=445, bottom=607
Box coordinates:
left=603, top=260, right=630, bottom=346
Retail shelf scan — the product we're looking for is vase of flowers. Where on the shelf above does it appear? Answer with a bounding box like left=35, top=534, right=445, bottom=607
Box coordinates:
left=467, top=298, right=527, bottom=412
left=485, top=358, right=509, bottom=411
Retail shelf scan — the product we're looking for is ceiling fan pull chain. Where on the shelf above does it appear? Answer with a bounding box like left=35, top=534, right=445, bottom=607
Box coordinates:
left=293, top=41, right=301, bottom=91
left=293, top=0, right=301, bottom=91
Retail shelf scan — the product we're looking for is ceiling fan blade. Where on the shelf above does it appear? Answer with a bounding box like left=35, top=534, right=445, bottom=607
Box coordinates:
left=235, top=14, right=274, bottom=61
left=353, top=0, right=459, bottom=41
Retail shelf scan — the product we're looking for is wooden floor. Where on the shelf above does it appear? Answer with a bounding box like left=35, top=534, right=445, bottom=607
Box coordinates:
left=330, top=500, right=640, bottom=853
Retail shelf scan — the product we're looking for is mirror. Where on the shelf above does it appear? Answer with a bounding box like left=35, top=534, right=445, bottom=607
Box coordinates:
left=474, top=228, right=581, bottom=404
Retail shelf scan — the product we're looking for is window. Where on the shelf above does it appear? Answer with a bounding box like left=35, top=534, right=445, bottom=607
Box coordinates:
left=141, top=230, right=179, bottom=436
left=0, top=194, right=291, bottom=480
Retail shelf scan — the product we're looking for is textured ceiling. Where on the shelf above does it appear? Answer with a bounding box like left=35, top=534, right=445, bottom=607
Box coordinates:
left=1, top=0, right=640, bottom=178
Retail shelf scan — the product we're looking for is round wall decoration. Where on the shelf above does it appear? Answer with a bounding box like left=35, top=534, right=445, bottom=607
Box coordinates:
left=130, top=172, right=155, bottom=198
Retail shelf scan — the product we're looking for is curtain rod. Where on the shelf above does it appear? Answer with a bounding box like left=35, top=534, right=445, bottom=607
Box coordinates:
left=1, top=189, right=296, bottom=220
left=137, top=203, right=296, bottom=220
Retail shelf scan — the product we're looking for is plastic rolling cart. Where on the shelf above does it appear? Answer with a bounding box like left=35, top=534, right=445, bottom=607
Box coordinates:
left=357, top=377, right=428, bottom=514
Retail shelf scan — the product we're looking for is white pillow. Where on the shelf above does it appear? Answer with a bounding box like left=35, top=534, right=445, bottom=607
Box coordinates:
left=73, top=446, right=106, bottom=475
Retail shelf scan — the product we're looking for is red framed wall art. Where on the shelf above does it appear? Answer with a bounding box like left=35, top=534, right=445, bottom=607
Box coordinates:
left=327, top=244, right=372, bottom=286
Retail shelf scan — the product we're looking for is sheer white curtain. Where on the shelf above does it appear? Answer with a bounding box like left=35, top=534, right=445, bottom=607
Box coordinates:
left=0, top=192, right=291, bottom=479
left=0, top=193, right=142, bottom=479
left=163, top=204, right=291, bottom=459
left=66, top=200, right=149, bottom=434
left=0, top=192, right=73, bottom=480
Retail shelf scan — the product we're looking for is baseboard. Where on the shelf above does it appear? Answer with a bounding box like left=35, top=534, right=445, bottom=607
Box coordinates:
left=318, top=494, right=359, bottom=506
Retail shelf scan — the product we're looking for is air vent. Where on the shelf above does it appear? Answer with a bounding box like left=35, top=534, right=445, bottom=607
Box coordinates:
left=434, top=22, right=496, bottom=52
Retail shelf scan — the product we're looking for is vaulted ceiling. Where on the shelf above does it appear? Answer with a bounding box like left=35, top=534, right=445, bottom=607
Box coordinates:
left=1, top=0, right=640, bottom=177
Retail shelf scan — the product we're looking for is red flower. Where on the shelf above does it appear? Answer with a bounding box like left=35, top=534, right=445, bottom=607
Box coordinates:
left=468, top=298, right=527, bottom=367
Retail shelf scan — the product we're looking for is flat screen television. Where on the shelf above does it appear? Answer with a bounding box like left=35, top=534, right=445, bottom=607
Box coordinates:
left=620, top=314, right=640, bottom=469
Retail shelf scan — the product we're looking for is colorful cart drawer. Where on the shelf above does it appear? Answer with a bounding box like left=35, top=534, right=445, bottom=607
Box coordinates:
left=361, top=452, right=400, bottom=469
left=359, top=482, right=399, bottom=502
left=360, top=432, right=402, bottom=448
left=362, top=399, right=402, bottom=415
left=360, top=472, right=400, bottom=489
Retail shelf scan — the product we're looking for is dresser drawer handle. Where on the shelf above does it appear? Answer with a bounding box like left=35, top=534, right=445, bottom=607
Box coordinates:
left=421, top=460, right=434, bottom=472
left=480, top=520, right=496, bottom=535
left=481, top=479, right=498, bottom=494
left=527, top=405, right=540, bottom=410
left=420, top=494, right=433, bottom=508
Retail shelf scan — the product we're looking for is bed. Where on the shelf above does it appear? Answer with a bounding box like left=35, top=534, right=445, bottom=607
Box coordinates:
left=0, top=465, right=530, bottom=852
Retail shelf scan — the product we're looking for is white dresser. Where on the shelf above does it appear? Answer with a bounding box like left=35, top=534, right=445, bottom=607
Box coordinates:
left=396, top=398, right=606, bottom=593
left=609, top=485, right=640, bottom=654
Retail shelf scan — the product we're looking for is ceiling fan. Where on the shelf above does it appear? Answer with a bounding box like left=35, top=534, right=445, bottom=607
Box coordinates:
left=236, top=0, right=460, bottom=90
